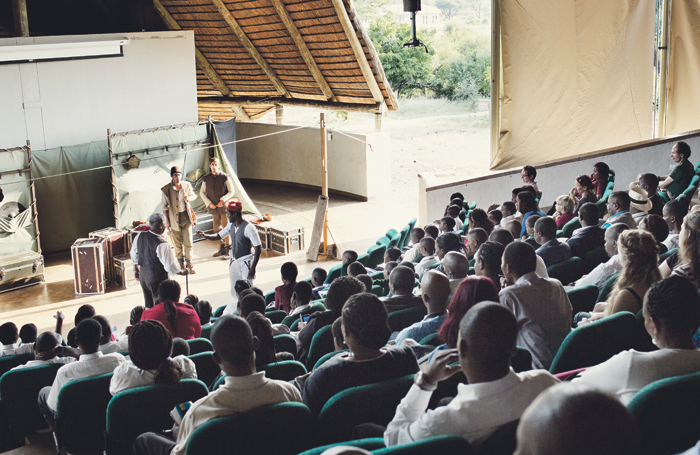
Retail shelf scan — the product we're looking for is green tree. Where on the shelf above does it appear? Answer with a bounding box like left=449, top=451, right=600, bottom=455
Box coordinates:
left=353, top=0, right=393, bottom=24
left=435, top=0, right=460, bottom=19
left=432, top=28, right=490, bottom=104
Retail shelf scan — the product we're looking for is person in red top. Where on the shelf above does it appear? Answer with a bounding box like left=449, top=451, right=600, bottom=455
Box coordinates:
left=273, top=262, right=297, bottom=314
left=141, top=280, right=201, bottom=339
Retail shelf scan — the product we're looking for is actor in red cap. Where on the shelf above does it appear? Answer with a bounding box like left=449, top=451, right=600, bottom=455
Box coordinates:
left=162, top=166, right=197, bottom=274
left=197, top=200, right=261, bottom=310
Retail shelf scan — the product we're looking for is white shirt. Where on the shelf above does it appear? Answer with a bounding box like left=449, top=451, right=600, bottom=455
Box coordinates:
left=403, top=244, right=421, bottom=263
left=11, top=357, right=76, bottom=371
left=130, top=231, right=181, bottom=276
left=109, top=355, right=197, bottom=395
left=199, top=174, right=235, bottom=208
left=501, top=213, right=523, bottom=227
left=535, top=255, right=549, bottom=279
left=290, top=304, right=311, bottom=317
left=453, top=217, right=463, bottom=231
left=575, top=348, right=700, bottom=405
left=47, top=351, right=126, bottom=410
left=499, top=272, right=572, bottom=370
left=171, top=372, right=302, bottom=455
left=574, top=254, right=622, bottom=290
left=663, top=233, right=679, bottom=251
left=99, top=340, right=128, bottom=354
left=415, top=256, right=438, bottom=276
left=0, top=343, right=33, bottom=357
left=218, top=221, right=262, bottom=256
left=384, top=369, right=559, bottom=449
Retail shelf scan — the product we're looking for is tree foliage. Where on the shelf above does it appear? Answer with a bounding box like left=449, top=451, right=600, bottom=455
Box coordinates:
left=435, top=0, right=460, bottom=19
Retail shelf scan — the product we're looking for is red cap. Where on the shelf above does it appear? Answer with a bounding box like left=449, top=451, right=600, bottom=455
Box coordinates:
left=226, top=200, right=243, bottom=212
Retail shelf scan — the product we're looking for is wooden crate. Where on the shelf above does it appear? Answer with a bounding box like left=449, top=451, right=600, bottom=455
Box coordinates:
left=269, top=222, right=304, bottom=255
left=71, top=238, right=107, bottom=296
left=0, top=251, right=44, bottom=294
left=89, top=228, right=129, bottom=283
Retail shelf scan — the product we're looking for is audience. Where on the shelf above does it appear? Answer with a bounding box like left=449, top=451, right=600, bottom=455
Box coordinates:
left=383, top=266, right=423, bottom=312
left=171, top=338, right=190, bottom=357
left=639, top=214, right=669, bottom=255
left=658, top=141, right=694, bottom=199
left=438, top=216, right=456, bottom=234
left=553, top=194, right=576, bottom=228
left=273, top=262, right=298, bottom=314
left=534, top=217, right=571, bottom=268
left=628, top=187, right=652, bottom=225
left=666, top=211, right=700, bottom=287
left=195, top=300, right=212, bottom=326
left=224, top=280, right=252, bottom=315
left=505, top=219, right=522, bottom=241
left=19, top=323, right=37, bottom=345
left=500, top=201, right=520, bottom=227
left=94, top=315, right=125, bottom=353
left=289, top=281, right=314, bottom=316
left=474, top=241, right=505, bottom=286
left=571, top=175, right=597, bottom=215
left=414, top=238, right=437, bottom=275
left=447, top=205, right=463, bottom=231
left=134, top=315, right=302, bottom=455
left=487, top=209, right=502, bottom=227
left=356, top=274, right=373, bottom=292
left=634, top=172, right=663, bottom=216
left=347, top=262, right=368, bottom=278
left=574, top=223, right=629, bottom=290
left=394, top=271, right=451, bottom=345
left=12, top=331, right=74, bottom=371
left=301, top=293, right=419, bottom=416
left=423, top=224, right=439, bottom=240
left=67, top=304, right=96, bottom=348
left=591, top=161, right=613, bottom=200
left=331, top=318, right=347, bottom=352
left=434, top=233, right=464, bottom=274
left=464, top=227, right=488, bottom=260
left=141, top=280, right=202, bottom=339
left=403, top=228, right=425, bottom=262
left=602, top=191, right=636, bottom=229
left=0, top=322, right=33, bottom=357
left=312, top=268, right=327, bottom=288
left=384, top=246, right=403, bottom=264
left=663, top=198, right=688, bottom=250
left=523, top=215, right=539, bottom=240
left=385, top=302, right=558, bottom=449
left=517, top=191, right=545, bottom=238
left=246, top=312, right=294, bottom=368
left=489, top=228, right=549, bottom=279
left=520, top=165, right=539, bottom=194
left=442, top=251, right=469, bottom=294
left=438, top=277, right=499, bottom=349
left=566, top=202, right=604, bottom=258
left=499, top=242, right=572, bottom=369
left=110, top=319, right=196, bottom=395
left=468, top=208, right=494, bottom=235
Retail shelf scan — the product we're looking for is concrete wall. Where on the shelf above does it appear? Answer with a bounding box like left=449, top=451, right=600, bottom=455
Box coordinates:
left=236, top=122, right=385, bottom=200
left=419, top=131, right=700, bottom=225
left=0, top=31, right=198, bottom=150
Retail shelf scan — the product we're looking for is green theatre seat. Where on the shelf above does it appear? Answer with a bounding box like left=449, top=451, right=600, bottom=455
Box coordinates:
left=313, top=350, right=347, bottom=370
left=306, top=325, right=335, bottom=369
left=373, top=435, right=473, bottom=455
left=597, top=272, right=620, bottom=303
left=0, top=363, right=62, bottom=435
left=273, top=334, right=298, bottom=359
left=546, top=257, right=584, bottom=286
left=566, top=284, right=599, bottom=319
left=582, top=247, right=608, bottom=274
left=367, top=244, right=387, bottom=269
left=186, top=338, right=213, bottom=354
left=188, top=352, right=221, bottom=389
left=324, top=264, right=343, bottom=285
left=259, top=360, right=307, bottom=382
left=265, top=310, right=286, bottom=324
left=388, top=305, right=427, bottom=333
left=297, top=438, right=385, bottom=455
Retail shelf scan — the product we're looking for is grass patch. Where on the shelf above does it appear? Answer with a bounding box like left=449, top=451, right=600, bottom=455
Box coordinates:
left=391, top=97, right=481, bottom=119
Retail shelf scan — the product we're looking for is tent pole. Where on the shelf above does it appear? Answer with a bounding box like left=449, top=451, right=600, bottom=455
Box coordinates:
left=26, top=140, right=41, bottom=254
left=108, top=129, right=118, bottom=228
left=490, top=0, right=501, bottom=168
left=320, top=113, right=329, bottom=254
left=656, top=0, right=671, bottom=138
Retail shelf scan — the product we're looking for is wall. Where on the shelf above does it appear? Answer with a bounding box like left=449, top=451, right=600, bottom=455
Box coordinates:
left=0, top=31, right=198, bottom=150
left=236, top=122, right=382, bottom=200
left=419, top=131, right=700, bottom=225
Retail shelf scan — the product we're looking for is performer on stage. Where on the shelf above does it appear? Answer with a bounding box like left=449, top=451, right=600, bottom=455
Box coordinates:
left=162, top=166, right=197, bottom=274
left=196, top=201, right=261, bottom=302
left=199, top=157, right=235, bottom=258
left=131, top=213, right=183, bottom=308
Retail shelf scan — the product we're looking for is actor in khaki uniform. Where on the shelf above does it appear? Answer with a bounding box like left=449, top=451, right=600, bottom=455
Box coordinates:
left=200, top=157, right=235, bottom=257
left=162, top=166, right=197, bottom=274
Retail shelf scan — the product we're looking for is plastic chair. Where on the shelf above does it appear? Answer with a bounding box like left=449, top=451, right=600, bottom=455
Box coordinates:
left=597, top=272, right=620, bottom=302
left=478, top=420, right=518, bottom=455
left=315, top=374, right=416, bottom=445
left=297, top=438, right=385, bottom=455
left=397, top=227, right=410, bottom=250
left=376, top=236, right=390, bottom=247
left=306, top=325, right=335, bottom=369
left=628, top=372, right=700, bottom=455
left=582, top=247, right=608, bottom=274
left=185, top=402, right=314, bottom=455
left=324, top=264, right=343, bottom=285
left=186, top=337, right=213, bottom=354
left=385, top=228, right=399, bottom=239
left=273, top=334, right=298, bottom=359
left=407, top=217, right=417, bottom=232
left=374, top=435, right=473, bottom=455
left=259, top=360, right=307, bottom=381
left=418, top=332, right=439, bottom=346
left=367, top=244, right=387, bottom=269
left=566, top=284, right=599, bottom=318
left=0, top=363, right=62, bottom=434
left=547, top=257, right=584, bottom=285
left=105, top=379, right=208, bottom=455
left=549, top=311, right=636, bottom=374
left=388, top=305, right=427, bottom=333
left=313, top=350, right=348, bottom=370
left=559, top=217, right=581, bottom=238
left=189, top=352, right=221, bottom=388
left=55, top=372, right=114, bottom=454
left=265, top=310, right=287, bottom=324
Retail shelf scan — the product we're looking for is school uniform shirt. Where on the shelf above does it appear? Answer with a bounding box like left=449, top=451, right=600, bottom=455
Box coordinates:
left=99, top=340, right=128, bottom=354
left=171, top=372, right=302, bottom=455
left=109, top=355, right=197, bottom=395
left=11, top=357, right=76, bottom=371
left=415, top=255, right=438, bottom=276
left=1, top=343, right=33, bottom=357
left=46, top=351, right=126, bottom=410
left=403, top=244, right=421, bottom=263
left=384, top=369, right=559, bottom=449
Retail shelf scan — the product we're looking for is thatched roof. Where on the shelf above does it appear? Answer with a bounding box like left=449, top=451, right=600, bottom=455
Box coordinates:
left=153, top=0, right=399, bottom=121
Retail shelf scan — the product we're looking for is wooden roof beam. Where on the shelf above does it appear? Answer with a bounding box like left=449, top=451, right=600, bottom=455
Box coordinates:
left=152, top=0, right=232, bottom=97
left=13, top=0, right=29, bottom=37
left=209, top=0, right=291, bottom=98
left=199, top=96, right=382, bottom=114
left=269, top=0, right=336, bottom=102
left=329, top=0, right=386, bottom=112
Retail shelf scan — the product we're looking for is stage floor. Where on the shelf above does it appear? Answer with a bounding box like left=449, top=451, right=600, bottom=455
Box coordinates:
left=0, top=182, right=414, bottom=337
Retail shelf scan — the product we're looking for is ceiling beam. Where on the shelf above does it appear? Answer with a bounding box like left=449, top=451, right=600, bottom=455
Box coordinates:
left=329, top=0, right=386, bottom=112
left=269, top=0, right=336, bottom=102
left=208, top=0, right=290, bottom=98
left=199, top=96, right=382, bottom=114
left=152, top=0, right=233, bottom=97
left=12, top=0, right=29, bottom=37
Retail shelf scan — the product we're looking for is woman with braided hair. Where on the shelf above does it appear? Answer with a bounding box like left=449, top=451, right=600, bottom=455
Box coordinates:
left=140, top=280, right=201, bottom=339
left=109, top=319, right=197, bottom=395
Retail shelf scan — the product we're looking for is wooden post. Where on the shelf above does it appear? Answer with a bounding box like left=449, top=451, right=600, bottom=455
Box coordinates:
left=656, top=0, right=670, bottom=138
left=26, top=140, right=41, bottom=254
left=320, top=113, right=329, bottom=253
left=108, top=129, right=119, bottom=228
left=12, top=0, right=29, bottom=37
left=375, top=113, right=382, bottom=132
left=490, top=0, right=501, bottom=166
left=275, top=105, right=284, bottom=125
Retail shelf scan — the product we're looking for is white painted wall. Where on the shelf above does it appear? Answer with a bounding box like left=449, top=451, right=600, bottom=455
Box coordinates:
left=419, top=132, right=700, bottom=225
left=236, top=122, right=380, bottom=200
left=0, top=31, right=198, bottom=150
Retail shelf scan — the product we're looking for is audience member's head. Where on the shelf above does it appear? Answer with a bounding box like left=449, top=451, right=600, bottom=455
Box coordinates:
left=19, top=323, right=37, bottom=345
left=436, top=232, right=464, bottom=259
left=291, top=281, right=313, bottom=311
left=578, top=202, right=599, bottom=227
left=331, top=317, right=346, bottom=351
left=246, top=311, right=276, bottom=367
left=502, top=242, right=537, bottom=283
left=664, top=198, right=689, bottom=233
left=628, top=187, right=652, bottom=214
left=677, top=211, right=700, bottom=288
left=440, top=216, right=456, bottom=233
left=516, top=383, right=639, bottom=455
left=511, top=187, right=524, bottom=203
left=474, top=241, right=506, bottom=285
left=443, top=251, right=469, bottom=280
left=312, top=268, right=328, bottom=287
left=342, top=293, right=391, bottom=351
left=424, top=224, right=439, bottom=239
left=250, top=286, right=264, bottom=297
left=420, top=271, right=451, bottom=313
left=195, top=300, right=212, bottom=326
left=342, top=250, right=359, bottom=266
left=674, top=141, right=692, bottom=162
left=574, top=175, right=596, bottom=197
left=239, top=293, right=266, bottom=319
left=488, top=210, right=503, bottom=226
left=593, top=162, right=612, bottom=182
left=92, top=315, right=112, bottom=345
left=555, top=194, right=575, bottom=215
left=606, top=191, right=631, bottom=216
left=534, top=216, right=558, bottom=245
left=469, top=208, right=493, bottom=234
left=183, top=294, right=199, bottom=307
left=347, top=262, right=367, bottom=278
left=521, top=165, right=537, bottom=184
left=171, top=337, right=190, bottom=357
left=489, top=228, right=514, bottom=247
left=384, top=246, right=402, bottom=263
left=439, top=276, right=499, bottom=348
left=465, top=227, right=488, bottom=258
left=389, top=265, right=416, bottom=295
left=355, top=274, right=373, bottom=292
left=644, top=275, right=700, bottom=345
left=76, top=318, right=103, bottom=353
left=450, top=192, right=465, bottom=203
left=409, top=227, right=425, bottom=246
left=129, top=320, right=182, bottom=384
left=383, top=261, right=399, bottom=279
left=639, top=214, right=669, bottom=246
left=158, top=279, right=182, bottom=333
left=399, top=261, right=415, bottom=271
left=638, top=172, right=660, bottom=195
left=280, top=261, right=298, bottom=283
left=34, top=331, right=60, bottom=357
left=74, top=304, right=96, bottom=326
left=324, top=276, right=364, bottom=313
left=516, top=191, right=538, bottom=215
left=447, top=205, right=461, bottom=219
left=211, top=315, right=258, bottom=374
left=238, top=289, right=255, bottom=302
left=604, top=223, right=630, bottom=258
left=234, top=279, right=252, bottom=298
left=501, top=201, right=516, bottom=217
left=525, top=215, right=540, bottom=237
left=505, top=220, right=522, bottom=241
left=130, top=306, right=146, bottom=326
left=0, top=322, right=18, bottom=346
left=419, top=237, right=436, bottom=257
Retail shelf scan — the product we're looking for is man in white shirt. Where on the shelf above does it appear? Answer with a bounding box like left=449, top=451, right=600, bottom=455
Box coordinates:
left=385, top=302, right=559, bottom=450
left=134, top=315, right=302, bottom=455
left=499, top=242, right=572, bottom=370
left=574, top=223, right=629, bottom=291
left=38, top=319, right=126, bottom=431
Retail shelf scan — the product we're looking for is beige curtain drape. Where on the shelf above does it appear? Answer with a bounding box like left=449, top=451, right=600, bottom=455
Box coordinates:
left=492, top=0, right=655, bottom=170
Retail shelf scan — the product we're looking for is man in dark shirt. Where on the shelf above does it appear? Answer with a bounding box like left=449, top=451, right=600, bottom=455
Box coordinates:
left=382, top=266, right=423, bottom=313
left=567, top=203, right=604, bottom=258
left=659, top=141, right=694, bottom=198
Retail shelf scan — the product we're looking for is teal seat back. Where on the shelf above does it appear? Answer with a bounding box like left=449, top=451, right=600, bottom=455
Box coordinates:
left=628, top=372, right=700, bottom=455
left=186, top=338, right=213, bottom=355
left=397, top=227, right=410, bottom=250
left=387, top=305, right=427, bottom=333
left=373, top=435, right=473, bottom=455
left=0, top=363, right=62, bottom=434
left=264, top=290, right=275, bottom=304
left=306, top=325, right=335, bottom=369
left=315, top=374, right=416, bottom=445
left=200, top=323, right=213, bottom=340
left=367, top=244, right=387, bottom=269
left=324, top=264, right=342, bottom=285
left=535, top=191, right=543, bottom=205
left=265, top=310, right=287, bottom=324
left=188, top=352, right=221, bottom=389
left=0, top=353, right=34, bottom=379
left=370, top=270, right=384, bottom=280
left=213, top=305, right=226, bottom=318
left=560, top=217, right=581, bottom=238
left=523, top=237, right=538, bottom=249
left=566, top=284, right=599, bottom=316
left=478, top=420, right=518, bottom=455
left=582, top=247, right=608, bottom=274
left=546, top=257, right=584, bottom=286
left=357, top=253, right=370, bottom=266
left=418, top=332, right=439, bottom=346
left=387, top=232, right=402, bottom=249
left=412, top=254, right=424, bottom=263
left=105, top=379, right=208, bottom=455
left=682, top=175, right=700, bottom=200
left=597, top=272, right=620, bottom=302
left=385, top=228, right=398, bottom=239
left=407, top=218, right=417, bottom=232
left=185, top=402, right=314, bottom=455
left=297, top=438, right=385, bottom=455
left=313, top=350, right=348, bottom=370
left=370, top=285, right=383, bottom=297
left=55, top=372, right=114, bottom=454
left=549, top=311, right=636, bottom=374
left=281, top=302, right=326, bottom=328
left=273, top=334, right=298, bottom=359
left=376, top=236, right=390, bottom=247
left=659, top=247, right=678, bottom=264
left=259, top=360, right=307, bottom=382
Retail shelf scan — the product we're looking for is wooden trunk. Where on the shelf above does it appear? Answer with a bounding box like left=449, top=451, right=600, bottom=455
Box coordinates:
left=0, top=251, right=44, bottom=294
left=89, top=228, right=129, bottom=283
left=71, top=238, right=107, bottom=296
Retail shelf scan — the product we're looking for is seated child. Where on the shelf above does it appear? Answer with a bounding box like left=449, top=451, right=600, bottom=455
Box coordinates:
left=523, top=215, right=540, bottom=240
left=356, top=274, right=373, bottom=292
left=290, top=281, right=314, bottom=317
left=171, top=338, right=191, bottom=357
left=415, top=238, right=438, bottom=276
left=403, top=228, right=425, bottom=261
left=347, top=262, right=367, bottom=278
left=19, top=323, right=37, bottom=346
left=273, top=262, right=298, bottom=314
left=311, top=267, right=329, bottom=300
left=439, top=217, right=457, bottom=234
left=424, top=224, right=439, bottom=239
left=447, top=205, right=463, bottom=231
left=488, top=209, right=503, bottom=228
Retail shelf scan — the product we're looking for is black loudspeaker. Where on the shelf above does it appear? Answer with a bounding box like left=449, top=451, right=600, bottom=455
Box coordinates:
left=403, top=0, right=421, bottom=12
